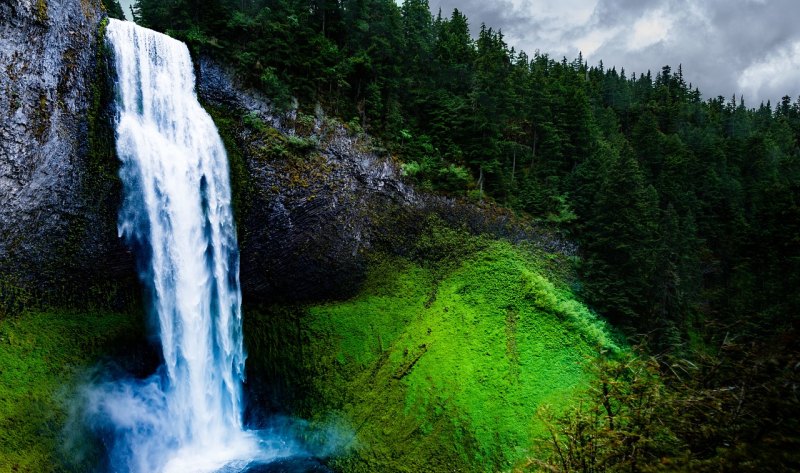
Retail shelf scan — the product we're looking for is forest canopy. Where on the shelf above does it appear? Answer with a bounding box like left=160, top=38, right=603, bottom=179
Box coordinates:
left=128, top=1, right=800, bottom=469
left=131, top=0, right=800, bottom=339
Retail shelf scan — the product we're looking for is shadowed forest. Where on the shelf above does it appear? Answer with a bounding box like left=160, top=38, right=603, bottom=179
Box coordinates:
left=126, top=0, right=800, bottom=469
left=1, top=0, right=799, bottom=471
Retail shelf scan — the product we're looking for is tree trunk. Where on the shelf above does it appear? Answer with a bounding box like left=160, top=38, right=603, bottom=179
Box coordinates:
left=478, top=166, right=484, bottom=201
left=511, top=147, right=516, bottom=183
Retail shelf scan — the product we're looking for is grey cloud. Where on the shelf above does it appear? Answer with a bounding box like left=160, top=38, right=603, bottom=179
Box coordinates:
left=433, top=1, right=540, bottom=40
left=430, top=0, right=800, bottom=105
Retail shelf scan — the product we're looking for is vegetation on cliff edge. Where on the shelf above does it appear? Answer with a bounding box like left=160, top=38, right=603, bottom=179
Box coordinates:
left=245, top=233, right=616, bottom=471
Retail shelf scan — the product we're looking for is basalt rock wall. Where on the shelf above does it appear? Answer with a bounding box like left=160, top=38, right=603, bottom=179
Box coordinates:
left=197, top=57, right=573, bottom=304
left=0, top=0, right=135, bottom=310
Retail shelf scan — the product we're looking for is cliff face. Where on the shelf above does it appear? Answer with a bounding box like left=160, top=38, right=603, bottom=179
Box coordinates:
left=0, top=0, right=133, bottom=307
left=197, top=58, right=570, bottom=304
left=0, top=1, right=567, bottom=309
left=198, top=58, right=415, bottom=302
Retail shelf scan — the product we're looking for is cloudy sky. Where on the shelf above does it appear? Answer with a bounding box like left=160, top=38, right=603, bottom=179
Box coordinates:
left=429, top=0, right=800, bottom=105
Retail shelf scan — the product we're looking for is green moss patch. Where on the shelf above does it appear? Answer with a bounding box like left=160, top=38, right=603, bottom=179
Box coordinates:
left=248, top=241, right=616, bottom=471
left=0, top=309, right=139, bottom=472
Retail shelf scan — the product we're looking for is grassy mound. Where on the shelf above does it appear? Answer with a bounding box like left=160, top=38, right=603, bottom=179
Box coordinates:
left=246, top=238, right=617, bottom=472
left=0, top=235, right=615, bottom=472
left=0, top=309, right=140, bottom=472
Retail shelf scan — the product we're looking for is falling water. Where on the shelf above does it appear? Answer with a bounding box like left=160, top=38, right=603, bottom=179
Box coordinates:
left=81, top=19, right=293, bottom=472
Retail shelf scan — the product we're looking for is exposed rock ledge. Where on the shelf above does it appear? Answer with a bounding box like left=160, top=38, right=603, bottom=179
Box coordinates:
left=0, top=0, right=134, bottom=307
left=0, top=0, right=571, bottom=308
left=197, top=58, right=573, bottom=303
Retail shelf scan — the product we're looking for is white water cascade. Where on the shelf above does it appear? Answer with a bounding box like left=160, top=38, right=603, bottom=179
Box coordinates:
left=82, top=19, right=293, bottom=472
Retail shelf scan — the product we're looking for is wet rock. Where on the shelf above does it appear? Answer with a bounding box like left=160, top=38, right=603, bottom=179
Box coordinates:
left=197, top=58, right=574, bottom=304
left=241, top=457, right=332, bottom=473
left=0, top=0, right=136, bottom=305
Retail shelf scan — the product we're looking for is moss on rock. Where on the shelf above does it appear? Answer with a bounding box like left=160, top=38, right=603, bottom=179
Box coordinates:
left=0, top=309, right=143, bottom=472
left=35, top=0, right=49, bottom=23
left=245, top=233, right=616, bottom=472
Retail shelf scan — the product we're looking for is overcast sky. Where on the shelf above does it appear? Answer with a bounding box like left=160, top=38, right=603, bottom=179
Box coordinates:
left=430, top=0, right=800, bottom=106
left=119, top=0, right=134, bottom=20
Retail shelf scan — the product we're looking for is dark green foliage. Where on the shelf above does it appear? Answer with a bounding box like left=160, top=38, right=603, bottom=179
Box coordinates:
left=129, top=2, right=800, bottom=468
left=101, top=0, right=125, bottom=19
left=532, top=350, right=683, bottom=472
left=572, top=142, right=660, bottom=327
left=530, top=337, right=800, bottom=472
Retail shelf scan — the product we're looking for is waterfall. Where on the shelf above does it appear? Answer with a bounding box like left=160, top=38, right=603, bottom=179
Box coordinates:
left=81, top=19, right=292, bottom=473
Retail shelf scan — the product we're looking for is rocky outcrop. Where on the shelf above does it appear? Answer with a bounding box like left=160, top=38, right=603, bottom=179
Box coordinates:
left=0, top=1, right=569, bottom=309
left=197, top=58, right=572, bottom=304
left=198, top=58, right=416, bottom=302
left=0, top=0, right=134, bottom=308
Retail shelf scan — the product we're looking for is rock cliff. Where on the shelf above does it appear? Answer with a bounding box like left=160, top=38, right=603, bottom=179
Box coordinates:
left=0, top=1, right=569, bottom=310
left=0, top=0, right=133, bottom=308
left=197, top=58, right=570, bottom=304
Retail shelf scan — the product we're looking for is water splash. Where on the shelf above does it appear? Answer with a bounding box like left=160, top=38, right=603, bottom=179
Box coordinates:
left=81, top=19, right=295, bottom=472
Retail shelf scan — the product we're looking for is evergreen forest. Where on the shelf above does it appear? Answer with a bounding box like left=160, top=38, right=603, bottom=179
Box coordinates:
left=1, top=0, right=799, bottom=471
left=127, top=0, right=800, bottom=470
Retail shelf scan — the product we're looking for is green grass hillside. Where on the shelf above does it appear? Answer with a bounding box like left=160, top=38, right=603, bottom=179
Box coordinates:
left=246, top=238, right=617, bottom=472
left=0, top=235, right=615, bottom=472
left=0, top=310, right=140, bottom=472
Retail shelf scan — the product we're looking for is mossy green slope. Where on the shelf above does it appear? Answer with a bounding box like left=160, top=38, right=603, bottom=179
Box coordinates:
left=250, top=240, right=616, bottom=472
left=0, top=310, right=139, bottom=472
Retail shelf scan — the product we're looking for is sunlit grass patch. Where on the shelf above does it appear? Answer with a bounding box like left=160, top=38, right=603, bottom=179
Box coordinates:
left=298, top=241, right=616, bottom=471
